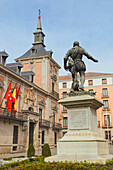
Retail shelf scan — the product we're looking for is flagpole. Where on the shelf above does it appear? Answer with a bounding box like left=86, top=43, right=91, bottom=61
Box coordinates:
left=0, top=80, right=12, bottom=106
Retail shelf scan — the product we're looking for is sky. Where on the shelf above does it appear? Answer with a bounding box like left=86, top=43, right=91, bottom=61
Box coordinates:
left=0, top=0, right=113, bottom=76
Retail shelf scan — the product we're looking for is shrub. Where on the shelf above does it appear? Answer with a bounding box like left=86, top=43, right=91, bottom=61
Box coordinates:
left=42, top=143, right=51, bottom=157
left=27, top=143, right=35, bottom=157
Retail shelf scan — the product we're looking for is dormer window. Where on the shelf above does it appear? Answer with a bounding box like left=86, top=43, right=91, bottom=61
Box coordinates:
left=0, top=51, right=8, bottom=66
left=31, top=48, right=36, bottom=54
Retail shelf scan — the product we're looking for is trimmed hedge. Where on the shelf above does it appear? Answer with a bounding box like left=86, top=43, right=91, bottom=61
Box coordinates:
left=42, top=143, right=51, bottom=157
left=3, top=155, right=25, bottom=161
left=27, top=143, right=35, bottom=157
left=1, top=157, right=113, bottom=170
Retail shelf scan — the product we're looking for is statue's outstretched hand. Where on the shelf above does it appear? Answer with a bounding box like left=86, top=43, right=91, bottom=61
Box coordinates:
left=94, top=59, right=98, bottom=62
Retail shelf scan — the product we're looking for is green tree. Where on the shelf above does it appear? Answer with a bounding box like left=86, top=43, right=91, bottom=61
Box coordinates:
left=27, top=144, right=35, bottom=157
left=42, top=143, right=51, bottom=157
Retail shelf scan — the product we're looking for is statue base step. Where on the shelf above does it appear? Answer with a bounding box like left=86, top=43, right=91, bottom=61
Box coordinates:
left=45, top=154, right=113, bottom=164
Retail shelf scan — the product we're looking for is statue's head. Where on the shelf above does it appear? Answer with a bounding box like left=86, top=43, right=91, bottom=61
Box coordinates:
left=73, top=41, right=79, bottom=47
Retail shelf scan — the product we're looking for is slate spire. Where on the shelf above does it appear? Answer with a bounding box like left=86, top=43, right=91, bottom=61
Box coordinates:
left=37, top=9, right=42, bottom=31
left=32, top=10, right=45, bottom=47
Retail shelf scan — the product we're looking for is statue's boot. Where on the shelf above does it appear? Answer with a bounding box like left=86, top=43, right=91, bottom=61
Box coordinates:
left=70, top=88, right=74, bottom=93
left=79, top=85, right=84, bottom=91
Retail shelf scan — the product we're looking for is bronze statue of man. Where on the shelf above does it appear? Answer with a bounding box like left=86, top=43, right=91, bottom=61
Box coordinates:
left=64, top=41, right=98, bottom=92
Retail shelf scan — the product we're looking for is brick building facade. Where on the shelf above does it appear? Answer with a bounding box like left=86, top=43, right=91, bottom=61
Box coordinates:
left=59, top=72, right=113, bottom=144
left=0, top=14, right=62, bottom=154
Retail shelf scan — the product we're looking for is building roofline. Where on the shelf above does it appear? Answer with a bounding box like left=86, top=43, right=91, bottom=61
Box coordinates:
left=59, top=72, right=113, bottom=81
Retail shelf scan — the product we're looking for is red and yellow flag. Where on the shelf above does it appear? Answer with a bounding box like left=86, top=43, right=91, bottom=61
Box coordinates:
left=12, top=86, right=17, bottom=113
left=5, top=82, right=12, bottom=112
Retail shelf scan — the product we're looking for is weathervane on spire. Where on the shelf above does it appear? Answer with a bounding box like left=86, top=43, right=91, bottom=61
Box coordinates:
left=38, top=9, right=41, bottom=18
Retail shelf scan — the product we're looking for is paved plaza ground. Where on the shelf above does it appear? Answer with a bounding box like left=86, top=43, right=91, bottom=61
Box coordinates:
left=0, top=145, right=113, bottom=159
left=0, top=148, right=57, bottom=159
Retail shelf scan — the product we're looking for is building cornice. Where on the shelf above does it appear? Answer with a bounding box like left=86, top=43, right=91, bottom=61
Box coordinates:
left=0, top=64, right=59, bottom=101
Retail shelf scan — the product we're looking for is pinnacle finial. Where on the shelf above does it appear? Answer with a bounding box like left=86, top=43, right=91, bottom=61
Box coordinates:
left=37, top=9, right=42, bottom=30
left=38, top=9, right=41, bottom=19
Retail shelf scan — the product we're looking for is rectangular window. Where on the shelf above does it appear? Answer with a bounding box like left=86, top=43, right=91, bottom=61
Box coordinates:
left=62, top=92, right=67, bottom=99
left=63, top=106, right=67, bottom=112
left=54, top=132, right=57, bottom=145
left=12, top=146, right=17, bottom=151
left=88, top=80, right=93, bottom=86
left=52, top=82, right=54, bottom=92
left=29, top=122, right=34, bottom=145
left=102, top=88, right=108, bottom=98
left=102, top=78, right=107, bottom=84
left=105, top=131, right=111, bottom=140
left=42, top=130, right=45, bottom=144
left=62, top=82, right=67, bottom=88
left=13, top=126, right=18, bottom=144
left=104, top=115, right=110, bottom=126
left=63, top=117, right=68, bottom=128
left=39, top=108, right=42, bottom=121
left=52, top=113, right=55, bottom=127
left=103, top=100, right=109, bottom=110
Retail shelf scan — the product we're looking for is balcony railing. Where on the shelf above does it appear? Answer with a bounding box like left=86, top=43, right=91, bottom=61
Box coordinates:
left=102, top=124, right=112, bottom=128
left=39, top=119, right=50, bottom=128
left=102, top=94, right=109, bottom=98
left=63, top=125, right=68, bottom=129
left=0, top=107, right=28, bottom=122
left=102, top=107, right=110, bottom=111
left=52, top=122, right=62, bottom=130
left=51, top=91, right=59, bottom=99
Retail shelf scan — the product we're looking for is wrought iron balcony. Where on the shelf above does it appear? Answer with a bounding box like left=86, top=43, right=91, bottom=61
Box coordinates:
left=39, top=119, right=50, bottom=128
left=102, top=124, right=112, bottom=128
left=51, top=91, right=59, bottom=99
left=63, top=125, right=68, bottom=129
left=102, top=94, right=109, bottom=98
left=102, top=107, right=110, bottom=111
left=52, top=122, right=62, bottom=130
left=0, top=107, right=28, bottom=122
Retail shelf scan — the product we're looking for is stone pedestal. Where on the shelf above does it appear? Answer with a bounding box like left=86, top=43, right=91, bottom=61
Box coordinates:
left=45, top=95, right=113, bottom=163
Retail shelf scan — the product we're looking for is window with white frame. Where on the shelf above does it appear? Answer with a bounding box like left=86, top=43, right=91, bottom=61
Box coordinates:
left=62, top=82, right=67, bottom=88
left=88, top=80, right=93, bottom=86
left=105, top=131, right=111, bottom=140
left=62, top=92, right=67, bottom=99
left=103, top=100, right=109, bottom=110
left=63, top=117, right=68, bottom=128
left=103, top=113, right=110, bottom=126
left=102, top=78, right=107, bottom=85
left=102, top=88, right=108, bottom=97
left=39, top=108, right=43, bottom=121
